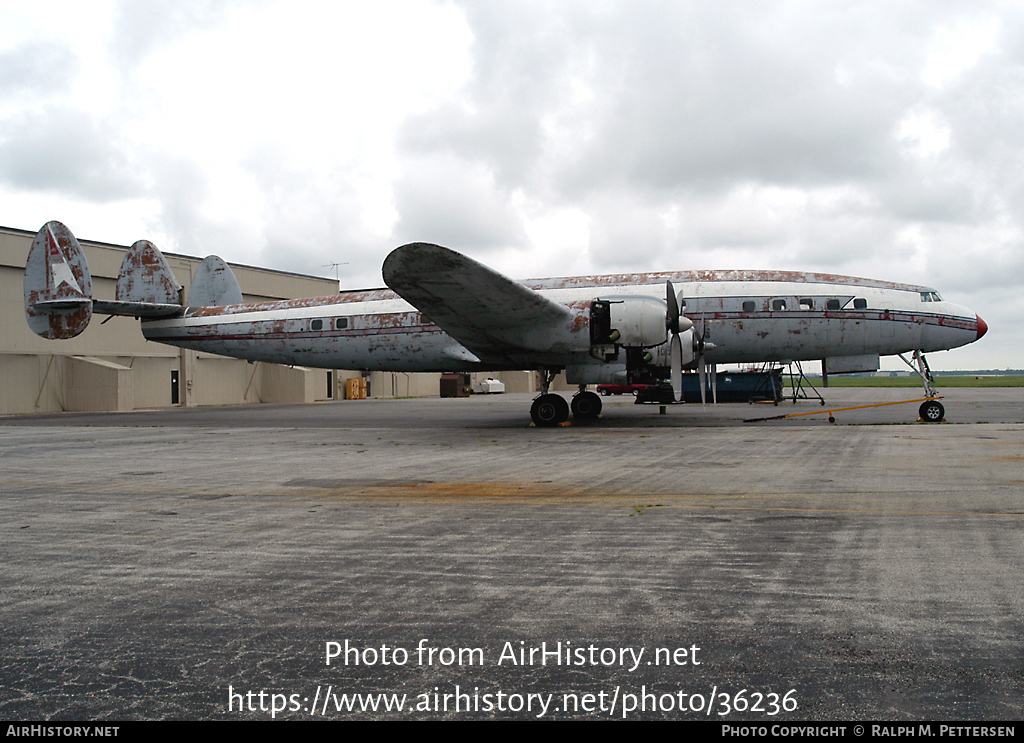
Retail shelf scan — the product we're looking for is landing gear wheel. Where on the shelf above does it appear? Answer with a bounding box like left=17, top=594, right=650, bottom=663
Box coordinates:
left=531, top=394, right=569, bottom=427
left=919, top=400, right=944, bottom=422
left=570, top=391, right=602, bottom=419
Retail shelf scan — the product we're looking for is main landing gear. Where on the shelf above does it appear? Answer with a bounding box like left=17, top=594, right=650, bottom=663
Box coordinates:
left=571, top=388, right=602, bottom=419
left=530, top=370, right=603, bottom=427
left=531, top=394, right=569, bottom=426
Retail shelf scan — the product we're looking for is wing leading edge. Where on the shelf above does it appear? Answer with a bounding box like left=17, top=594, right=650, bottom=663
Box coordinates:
left=383, top=243, right=575, bottom=365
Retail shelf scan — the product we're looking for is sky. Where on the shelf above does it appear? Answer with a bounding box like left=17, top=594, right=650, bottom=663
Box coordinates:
left=1, top=1, right=1020, bottom=369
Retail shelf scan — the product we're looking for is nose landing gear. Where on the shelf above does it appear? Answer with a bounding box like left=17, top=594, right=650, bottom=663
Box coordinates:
left=919, top=399, right=945, bottom=423
left=900, top=350, right=945, bottom=422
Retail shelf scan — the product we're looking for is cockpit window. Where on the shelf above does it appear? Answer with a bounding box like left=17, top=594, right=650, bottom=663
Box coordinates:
left=920, top=291, right=942, bottom=302
left=853, top=298, right=867, bottom=310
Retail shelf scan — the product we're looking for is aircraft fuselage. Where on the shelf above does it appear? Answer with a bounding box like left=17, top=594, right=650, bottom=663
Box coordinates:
left=139, top=269, right=985, bottom=375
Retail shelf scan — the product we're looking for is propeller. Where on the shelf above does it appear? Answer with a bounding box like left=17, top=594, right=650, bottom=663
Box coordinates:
left=666, top=281, right=722, bottom=404
left=666, top=280, right=721, bottom=404
left=692, top=314, right=717, bottom=406
left=665, top=281, right=693, bottom=402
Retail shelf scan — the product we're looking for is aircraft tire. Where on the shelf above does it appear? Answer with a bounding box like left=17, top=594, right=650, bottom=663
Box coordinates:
left=570, top=391, right=602, bottom=419
left=532, top=394, right=569, bottom=427
left=919, top=400, right=944, bottom=422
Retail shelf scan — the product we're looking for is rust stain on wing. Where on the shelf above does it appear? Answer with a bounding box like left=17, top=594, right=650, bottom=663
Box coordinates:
left=565, top=301, right=591, bottom=333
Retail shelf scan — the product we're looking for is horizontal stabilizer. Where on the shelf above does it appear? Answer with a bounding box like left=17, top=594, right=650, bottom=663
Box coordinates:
left=30, top=297, right=93, bottom=311
left=93, top=299, right=184, bottom=319
left=383, top=243, right=572, bottom=361
left=188, top=255, right=243, bottom=307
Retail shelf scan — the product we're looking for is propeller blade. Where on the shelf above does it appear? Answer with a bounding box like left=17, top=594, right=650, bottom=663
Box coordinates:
left=666, top=281, right=693, bottom=403
left=666, top=280, right=680, bottom=334
left=698, top=355, right=706, bottom=406
left=670, top=333, right=682, bottom=402
left=710, top=362, right=717, bottom=404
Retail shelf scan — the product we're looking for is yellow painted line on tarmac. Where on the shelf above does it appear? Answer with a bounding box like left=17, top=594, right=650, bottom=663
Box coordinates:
left=745, top=396, right=943, bottom=422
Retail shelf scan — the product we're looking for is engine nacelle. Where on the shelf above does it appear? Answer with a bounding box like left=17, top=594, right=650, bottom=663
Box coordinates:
left=591, top=296, right=667, bottom=349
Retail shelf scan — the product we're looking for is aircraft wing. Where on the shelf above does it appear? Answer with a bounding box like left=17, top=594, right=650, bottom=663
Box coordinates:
left=383, top=243, right=574, bottom=364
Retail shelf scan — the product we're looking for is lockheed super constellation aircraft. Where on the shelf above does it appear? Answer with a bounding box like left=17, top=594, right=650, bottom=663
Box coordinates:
left=25, top=221, right=987, bottom=426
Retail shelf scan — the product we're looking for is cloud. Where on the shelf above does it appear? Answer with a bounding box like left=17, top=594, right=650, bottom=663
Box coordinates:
left=109, top=0, right=239, bottom=68
left=394, top=4, right=1023, bottom=277
left=0, top=43, right=80, bottom=99
left=0, top=106, right=143, bottom=200
left=393, top=152, right=526, bottom=252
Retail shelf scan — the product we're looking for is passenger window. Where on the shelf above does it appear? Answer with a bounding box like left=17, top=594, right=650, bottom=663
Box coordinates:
left=853, top=298, right=867, bottom=310
left=311, top=319, right=323, bottom=331
left=799, top=298, right=813, bottom=310
left=772, top=299, right=787, bottom=311
left=742, top=300, right=756, bottom=312
left=825, top=299, right=841, bottom=310
left=336, top=318, right=348, bottom=329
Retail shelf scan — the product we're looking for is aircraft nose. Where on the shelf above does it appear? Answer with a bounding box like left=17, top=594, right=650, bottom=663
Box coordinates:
left=976, top=315, right=988, bottom=340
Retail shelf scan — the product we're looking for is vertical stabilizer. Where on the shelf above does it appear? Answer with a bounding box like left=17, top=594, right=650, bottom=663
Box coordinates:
left=188, top=255, right=243, bottom=307
left=24, top=221, right=93, bottom=339
left=116, top=240, right=182, bottom=305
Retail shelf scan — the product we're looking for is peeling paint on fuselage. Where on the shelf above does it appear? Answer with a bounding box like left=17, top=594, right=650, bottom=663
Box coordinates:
left=140, top=271, right=984, bottom=375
